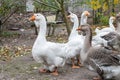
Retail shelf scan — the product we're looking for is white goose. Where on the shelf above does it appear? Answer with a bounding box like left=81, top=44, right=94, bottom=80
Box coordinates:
left=29, top=12, right=89, bottom=75
left=66, top=11, right=90, bottom=68
left=92, top=16, right=116, bottom=47
left=95, top=16, right=116, bottom=34
left=30, top=13, right=67, bottom=76
left=101, top=13, right=120, bottom=50
left=80, top=11, right=90, bottom=25
left=77, top=25, right=120, bottom=80
left=68, top=11, right=90, bottom=41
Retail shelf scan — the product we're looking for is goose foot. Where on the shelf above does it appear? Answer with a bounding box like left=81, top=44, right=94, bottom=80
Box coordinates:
left=51, top=71, right=58, bottom=76
left=72, top=65, right=80, bottom=69
left=71, top=58, right=80, bottom=68
left=51, top=67, right=58, bottom=76
left=39, top=69, right=47, bottom=73
left=93, top=76, right=101, bottom=80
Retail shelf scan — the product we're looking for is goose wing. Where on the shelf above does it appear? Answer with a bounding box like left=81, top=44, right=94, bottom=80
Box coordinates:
left=88, top=47, right=120, bottom=66
left=89, top=53, right=120, bottom=80
left=101, top=32, right=117, bottom=41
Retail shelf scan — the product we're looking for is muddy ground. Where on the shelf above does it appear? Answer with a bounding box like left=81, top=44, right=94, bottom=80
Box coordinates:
left=0, top=12, right=100, bottom=80
left=0, top=25, right=100, bottom=80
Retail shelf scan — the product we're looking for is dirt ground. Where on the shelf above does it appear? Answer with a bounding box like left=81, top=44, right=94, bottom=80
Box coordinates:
left=0, top=24, right=100, bottom=80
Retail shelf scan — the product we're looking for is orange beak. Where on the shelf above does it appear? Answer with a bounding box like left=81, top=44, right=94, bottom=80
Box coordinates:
left=76, top=27, right=81, bottom=31
left=67, top=15, right=71, bottom=19
left=113, top=17, right=116, bottom=20
left=29, top=15, right=36, bottom=21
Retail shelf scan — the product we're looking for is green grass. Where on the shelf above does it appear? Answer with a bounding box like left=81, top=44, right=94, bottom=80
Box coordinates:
left=1, top=31, right=20, bottom=37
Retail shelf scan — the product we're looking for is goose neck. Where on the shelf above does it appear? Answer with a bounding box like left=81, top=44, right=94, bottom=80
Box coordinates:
left=109, top=20, right=115, bottom=29
left=82, top=27, right=92, bottom=53
left=116, top=21, right=120, bottom=32
left=80, top=15, right=87, bottom=25
left=80, top=26, right=92, bottom=63
left=69, top=17, right=79, bottom=40
left=39, top=21, right=47, bottom=36
left=35, top=19, right=47, bottom=43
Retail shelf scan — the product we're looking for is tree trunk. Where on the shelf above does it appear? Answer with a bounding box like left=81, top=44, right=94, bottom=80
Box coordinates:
left=60, top=1, right=71, bottom=36
left=97, top=8, right=102, bottom=23
left=0, top=20, right=2, bottom=36
left=112, top=0, right=115, bottom=13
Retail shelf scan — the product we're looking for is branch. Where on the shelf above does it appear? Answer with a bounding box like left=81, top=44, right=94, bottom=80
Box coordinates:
left=2, top=7, right=19, bottom=25
left=34, top=0, right=60, bottom=10
left=54, top=0, right=61, bottom=9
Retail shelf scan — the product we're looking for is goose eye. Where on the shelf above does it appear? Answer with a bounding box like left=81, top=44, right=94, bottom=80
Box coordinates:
left=36, top=15, right=38, bottom=16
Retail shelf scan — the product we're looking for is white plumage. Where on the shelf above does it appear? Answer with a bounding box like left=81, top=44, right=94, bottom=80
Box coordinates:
left=93, top=16, right=116, bottom=46
left=30, top=13, right=67, bottom=75
left=65, top=11, right=90, bottom=68
left=95, top=16, right=116, bottom=34
left=30, top=12, right=89, bottom=75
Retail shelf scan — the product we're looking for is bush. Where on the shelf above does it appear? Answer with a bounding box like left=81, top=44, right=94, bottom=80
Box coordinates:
left=0, top=0, right=26, bottom=35
left=99, top=15, right=109, bottom=25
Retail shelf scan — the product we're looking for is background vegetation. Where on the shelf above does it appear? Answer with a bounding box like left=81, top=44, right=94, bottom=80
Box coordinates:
left=0, top=0, right=120, bottom=35
left=0, top=0, right=120, bottom=62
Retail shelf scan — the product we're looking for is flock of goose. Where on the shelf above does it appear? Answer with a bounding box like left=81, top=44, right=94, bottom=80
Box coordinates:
left=29, top=11, right=120, bottom=80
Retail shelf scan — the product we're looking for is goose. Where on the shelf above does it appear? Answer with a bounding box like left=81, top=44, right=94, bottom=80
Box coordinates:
left=92, top=16, right=116, bottom=47
left=92, top=31, right=110, bottom=46
left=80, top=11, right=90, bottom=25
left=95, top=16, right=116, bottom=34
left=30, top=13, right=67, bottom=76
left=29, top=12, right=89, bottom=75
left=68, top=11, right=90, bottom=41
left=66, top=11, right=90, bottom=68
left=77, top=25, right=120, bottom=80
left=101, top=12, right=120, bottom=49
left=107, top=33, right=120, bottom=51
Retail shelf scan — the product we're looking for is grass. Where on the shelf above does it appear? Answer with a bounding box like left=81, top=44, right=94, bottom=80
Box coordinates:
left=0, top=31, right=20, bottom=38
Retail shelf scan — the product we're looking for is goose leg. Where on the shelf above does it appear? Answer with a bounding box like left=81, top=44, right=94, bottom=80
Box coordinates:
left=51, top=67, right=58, bottom=76
left=76, top=55, right=82, bottom=67
left=71, top=58, right=80, bottom=68
left=39, top=64, right=50, bottom=73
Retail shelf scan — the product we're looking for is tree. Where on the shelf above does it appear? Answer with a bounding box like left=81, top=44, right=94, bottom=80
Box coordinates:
left=0, top=0, right=25, bottom=35
left=84, top=0, right=120, bottom=25
left=34, top=0, right=71, bottom=36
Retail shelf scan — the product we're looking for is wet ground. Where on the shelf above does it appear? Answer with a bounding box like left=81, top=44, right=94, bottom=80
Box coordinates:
left=0, top=26, right=100, bottom=80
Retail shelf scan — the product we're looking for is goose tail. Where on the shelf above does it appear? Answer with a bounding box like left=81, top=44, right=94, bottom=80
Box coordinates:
left=90, top=58, right=120, bottom=80
left=90, top=58, right=103, bottom=76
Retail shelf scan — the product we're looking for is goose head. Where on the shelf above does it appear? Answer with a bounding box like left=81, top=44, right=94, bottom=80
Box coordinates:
left=77, top=24, right=91, bottom=36
left=109, top=16, right=116, bottom=24
left=29, top=13, right=46, bottom=27
left=67, top=12, right=78, bottom=23
left=80, top=11, right=90, bottom=25
left=82, top=11, right=90, bottom=17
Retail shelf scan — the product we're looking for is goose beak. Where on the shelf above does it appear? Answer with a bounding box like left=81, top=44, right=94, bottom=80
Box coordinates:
left=76, top=27, right=81, bottom=31
left=85, top=11, right=90, bottom=16
left=29, top=15, right=36, bottom=21
left=113, top=17, right=116, bottom=20
left=67, top=15, right=71, bottom=19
